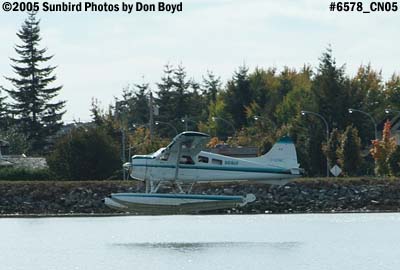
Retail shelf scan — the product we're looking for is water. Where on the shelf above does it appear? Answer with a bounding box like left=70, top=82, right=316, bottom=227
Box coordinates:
left=1, top=213, right=400, bottom=270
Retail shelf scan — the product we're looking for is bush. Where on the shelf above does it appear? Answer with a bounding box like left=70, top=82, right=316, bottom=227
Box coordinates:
left=0, top=167, right=53, bottom=181
left=46, top=126, right=121, bottom=180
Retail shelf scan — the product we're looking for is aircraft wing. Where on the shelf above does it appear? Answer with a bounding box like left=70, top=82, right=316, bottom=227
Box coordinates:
left=165, top=131, right=210, bottom=157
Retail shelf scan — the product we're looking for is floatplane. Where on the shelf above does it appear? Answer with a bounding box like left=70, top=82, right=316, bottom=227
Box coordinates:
left=104, top=131, right=302, bottom=214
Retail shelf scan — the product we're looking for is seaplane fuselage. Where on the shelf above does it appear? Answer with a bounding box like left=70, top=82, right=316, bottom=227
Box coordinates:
left=129, top=134, right=301, bottom=186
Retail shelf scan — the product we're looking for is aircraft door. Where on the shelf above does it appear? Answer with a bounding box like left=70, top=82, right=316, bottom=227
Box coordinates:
left=178, top=155, right=198, bottom=181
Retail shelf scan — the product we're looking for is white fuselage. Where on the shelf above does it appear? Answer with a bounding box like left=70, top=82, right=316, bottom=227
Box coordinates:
left=129, top=149, right=300, bottom=185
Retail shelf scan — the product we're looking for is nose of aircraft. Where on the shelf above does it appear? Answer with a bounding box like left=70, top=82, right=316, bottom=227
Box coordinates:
left=123, top=162, right=131, bottom=170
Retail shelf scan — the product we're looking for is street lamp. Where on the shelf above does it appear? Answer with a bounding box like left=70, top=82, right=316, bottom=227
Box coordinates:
left=181, top=116, right=197, bottom=131
left=132, top=123, right=149, bottom=129
left=385, top=108, right=400, bottom=115
left=212, top=116, right=236, bottom=136
left=253, top=115, right=277, bottom=129
left=301, top=110, right=330, bottom=177
left=348, top=108, right=378, bottom=140
left=155, top=121, right=178, bottom=135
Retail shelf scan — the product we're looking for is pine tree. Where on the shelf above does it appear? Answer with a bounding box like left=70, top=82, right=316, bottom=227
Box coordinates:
left=223, top=65, right=252, bottom=129
left=202, top=71, right=221, bottom=104
left=4, top=12, right=65, bottom=153
left=132, top=82, right=150, bottom=125
left=312, top=47, right=350, bottom=130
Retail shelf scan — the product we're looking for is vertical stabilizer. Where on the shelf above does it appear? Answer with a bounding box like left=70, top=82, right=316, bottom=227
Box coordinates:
left=261, top=136, right=299, bottom=169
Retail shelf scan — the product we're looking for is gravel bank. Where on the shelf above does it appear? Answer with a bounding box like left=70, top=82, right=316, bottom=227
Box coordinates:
left=1, top=178, right=400, bottom=215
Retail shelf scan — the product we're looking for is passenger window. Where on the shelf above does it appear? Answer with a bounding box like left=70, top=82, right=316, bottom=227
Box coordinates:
left=212, top=159, right=222, bottom=165
left=180, top=155, right=195, bottom=165
left=198, top=156, right=209, bottom=163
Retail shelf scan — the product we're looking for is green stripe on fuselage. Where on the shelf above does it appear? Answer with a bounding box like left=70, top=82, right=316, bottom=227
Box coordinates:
left=131, top=164, right=291, bottom=174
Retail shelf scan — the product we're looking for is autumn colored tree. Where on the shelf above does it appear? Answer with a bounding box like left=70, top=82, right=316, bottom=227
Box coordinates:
left=370, top=120, right=397, bottom=176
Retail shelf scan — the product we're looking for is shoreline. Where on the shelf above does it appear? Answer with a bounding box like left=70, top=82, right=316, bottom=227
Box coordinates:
left=1, top=178, right=400, bottom=215
left=1, top=210, right=400, bottom=218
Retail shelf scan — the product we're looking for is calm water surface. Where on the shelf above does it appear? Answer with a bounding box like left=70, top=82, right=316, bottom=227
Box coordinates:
left=1, top=213, right=400, bottom=270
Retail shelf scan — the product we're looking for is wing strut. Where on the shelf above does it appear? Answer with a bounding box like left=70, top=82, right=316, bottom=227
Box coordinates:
left=173, top=142, right=182, bottom=182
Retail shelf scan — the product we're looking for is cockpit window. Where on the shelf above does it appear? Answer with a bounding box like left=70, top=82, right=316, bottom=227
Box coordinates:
left=180, top=155, right=195, bottom=165
left=160, top=152, right=169, bottom=161
left=198, top=156, right=209, bottom=163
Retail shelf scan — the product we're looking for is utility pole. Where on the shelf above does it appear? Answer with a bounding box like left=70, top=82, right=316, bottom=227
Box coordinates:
left=121, top=128, right=126, bottom=180
left=149, top=91, right=154, bottom=144
left=146, top=92, right=154, bottom=193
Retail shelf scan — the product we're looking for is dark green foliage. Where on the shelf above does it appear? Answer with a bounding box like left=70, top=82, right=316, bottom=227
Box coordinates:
left=312, top=47, right=350, bottom=130
left=222, top=65, right=252, bottom=130
left=324, top=128, right=341, bottom=168
left=46, top=127, right=121, bottom=180
left=114, top=83, right=150, bottom=126
left=3, top=12, right=65, bottom=153
left=97, top=47, right=397, bottom=177
left=389, top=146, right=400, bottom=176
left=0, top=127, right=30, bottom=154
left=0, top=167, right=52, bottom=181
left=155, top=64, right=206, bottom=136
left=338, top=125, right=362, bottom=176
left=202, top=71, right=221, bottom=104
left=306, top=123, right=326, bottom=176
left=0, top=89, right=10, bottom=129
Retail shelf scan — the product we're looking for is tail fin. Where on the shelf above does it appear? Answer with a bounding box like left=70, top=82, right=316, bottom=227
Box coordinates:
left=261, top=136, right=299, bottom=169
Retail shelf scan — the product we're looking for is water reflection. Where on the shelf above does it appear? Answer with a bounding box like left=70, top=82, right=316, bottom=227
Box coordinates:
left=113, top=241, right=302, bottom=252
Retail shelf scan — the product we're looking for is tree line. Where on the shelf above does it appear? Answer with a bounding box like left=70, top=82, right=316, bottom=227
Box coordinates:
left=90, top=46, right=400, bottom=177
left=2, top=13, right=400, bottom=179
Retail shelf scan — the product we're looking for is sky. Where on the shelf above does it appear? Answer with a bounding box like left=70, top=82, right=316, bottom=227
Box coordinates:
left=0, top=0, right=399, bottom=122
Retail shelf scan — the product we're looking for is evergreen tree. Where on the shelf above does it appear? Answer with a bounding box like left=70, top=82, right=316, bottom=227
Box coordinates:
left=223, top=65, right=252, bottom=129
left=338, top=125, right=362, bottom=176
left=202, top=71, right=221, bottom=104
left=132, top=82, right=150, bottom=125
left=324, top=128, right=341, bottom=168
left=312, top=47, right=350, bottom=130
left=4, top=12, right=65, bottom=153
left=155, top=64, right=176, bottom=137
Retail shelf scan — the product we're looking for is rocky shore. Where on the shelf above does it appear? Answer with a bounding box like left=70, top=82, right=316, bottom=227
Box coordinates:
left=1, top=178, right=400, bottom=216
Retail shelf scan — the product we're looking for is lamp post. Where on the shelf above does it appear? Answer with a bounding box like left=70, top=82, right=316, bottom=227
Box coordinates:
left=181, top=116, right=197, bottom=131
left=155, top=121, right=178, bottom=135
left=212, top=116, right=236, bottom=136
left=348, top=108, right=378, bottom=140
left=253, top=115, right=277, bottom=130
left=301, top=110, right=330, bottom=177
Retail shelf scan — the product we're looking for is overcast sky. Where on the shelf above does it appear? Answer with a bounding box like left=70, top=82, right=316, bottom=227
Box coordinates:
left=0, top=0, right=399, bottom=122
